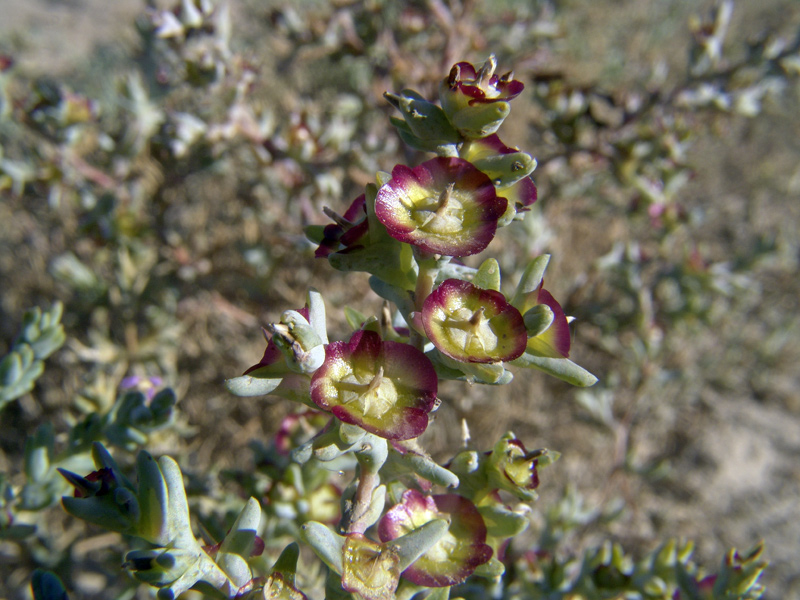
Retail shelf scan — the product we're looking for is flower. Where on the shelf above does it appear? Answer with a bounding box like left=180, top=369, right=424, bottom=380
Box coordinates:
left=244, top=304, right=327, bottom=376
left=440, top=56, right=524, bottom=138
left=314, top=194, right=369, bottom=258
left=375, top=157, right=506, bottom=257
left=519, top=285, right=571, bottom=358
left=486, top=433, right=541, bottom=501
left=422, top=279, right=527, bottom=363
left=309, top=330, right=438, bottom=440
left=120, top=375, right=164, bottom=401
left=444, top=58, right=524, bottom=105
left=460, top=134, right=537, bottom=221
left=341, top=534, right=401, bottom=600
left=378, top=489, right=493, bottom=587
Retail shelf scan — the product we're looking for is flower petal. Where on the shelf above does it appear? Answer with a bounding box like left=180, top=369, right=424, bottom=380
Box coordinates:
left=375, top=158, right=506, bottom=257
left=310, top=330, right=437, bottom=440
left=422, top=279, right=527, bottom=363
left=521, top=286, right=571, bottom=358
left=378, top=489, right=492, bottom=587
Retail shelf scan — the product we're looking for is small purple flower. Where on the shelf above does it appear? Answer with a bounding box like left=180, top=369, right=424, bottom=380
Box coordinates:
left=315, top=194, right=369, bottom=258
left=375, top=157, right=507, bottom=257
left=422, top=279, right=527, bottom=363
left=310, top=330, right=438, bottom=440
left=120, top=375, right=164, bottom=401
left=378, top=489, right=493, bottom=587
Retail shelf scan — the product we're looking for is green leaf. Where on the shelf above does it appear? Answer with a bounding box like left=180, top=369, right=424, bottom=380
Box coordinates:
left=473, top=258, right=501, bottom=291
left=0, top=523, right=37, bottom=540
left=478, top=505, right=530, bottom=538
left=393, top=518, right=449, bottom=571
left=304, top=224, right=326, bottom=244
left=389, top=450, right=459, bottom=488
left=344, top=306, right=369, bottom=331
left=302, top=521, right=344, bottom=574
left=136, top=452, right=169, bottom=545
left=0, top=351, right=23, bottom=387
left=471, top=556, right=505, bottom=578
left=511, top=353, right=598, bottom=387
left=225, top=374, right=283, bottom=397
left=158, top=456, right=195, bottom=547
left=511, top=254, right=550, bottom=306
left=271, top=542, right=301, bottom=577
left=470, top=150, right=537, bottom=188
left=523, top=304, right=555, bottom=337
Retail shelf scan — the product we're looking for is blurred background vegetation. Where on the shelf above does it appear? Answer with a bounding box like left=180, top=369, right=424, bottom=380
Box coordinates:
left=1, top=0, right=798, bottom=598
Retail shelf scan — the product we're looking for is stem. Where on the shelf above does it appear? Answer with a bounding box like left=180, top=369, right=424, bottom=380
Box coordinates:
left=346, top=466, right=380, bottom=535
left=414, top=252, right=438, bottom=313
left=343, top=435, right=388, bottom=535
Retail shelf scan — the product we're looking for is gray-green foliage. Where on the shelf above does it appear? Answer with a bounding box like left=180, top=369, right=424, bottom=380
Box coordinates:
left=0, top=302, right=66, bottom=409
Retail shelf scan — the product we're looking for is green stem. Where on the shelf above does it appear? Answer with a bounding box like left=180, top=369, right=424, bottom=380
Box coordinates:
left=414, top=253, right=438, bottom=313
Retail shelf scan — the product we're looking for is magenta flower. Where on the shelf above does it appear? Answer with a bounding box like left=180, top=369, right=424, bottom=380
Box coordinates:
left=378, top=489, right=493, bottom=587
left=375, top=157, right=507, bottom=257
left=244, top=307, right=311, bottom=376
left=422, top=279, right=527, bottom=363
left=486, top=434, right=541, bottom=501
left=440, top=56, right=524, bottom=138
left=309, top=330, right=438, bottom=440
left=519, top=285, right=571, bottom=359
left=315, top=194, right=369, bottom=258
left=443, top=59, right=524, bottom=106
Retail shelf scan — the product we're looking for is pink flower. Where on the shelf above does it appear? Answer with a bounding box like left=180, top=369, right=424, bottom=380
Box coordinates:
left=310, top=330, right=438, bottom=440
left=440, top=56, right=524, bottom=138
left=375, top=157, right=506, bottom=257
left=314, top=194, right=369, bottom=258
left=422, top=279, right=527, bottom=363
left=519, top=285, right=571, bottom=359
left=378, top=489, right=492, bottom=587
left=444, top=59, right=524, bottom=105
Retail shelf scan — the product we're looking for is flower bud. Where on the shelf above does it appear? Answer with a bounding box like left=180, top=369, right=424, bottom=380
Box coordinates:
left=486, top=433, right=559, bottom=501
left=440, top=56, right=524, bottom=139
left=384, top=90, right=460, bottom=143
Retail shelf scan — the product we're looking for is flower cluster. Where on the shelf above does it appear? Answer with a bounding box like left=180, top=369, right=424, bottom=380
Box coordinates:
left=223, top=56, right=596, bottom=598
